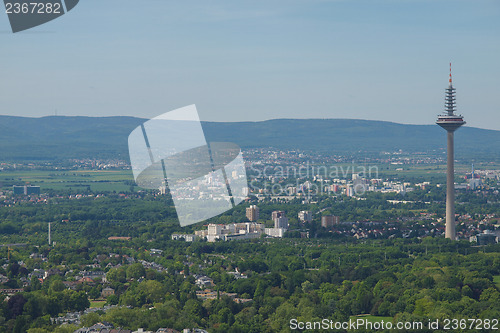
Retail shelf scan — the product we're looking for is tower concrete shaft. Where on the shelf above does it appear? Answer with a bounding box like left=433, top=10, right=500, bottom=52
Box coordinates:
left=445, top=131, right=456, bottom=240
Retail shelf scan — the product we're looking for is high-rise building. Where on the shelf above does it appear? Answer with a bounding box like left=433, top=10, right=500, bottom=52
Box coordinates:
left=207, top=224, right=223, bottom=242
left=352, top=173, right=369, bottom=195
left=208, top=224, right=223, bottom=236
left=436, top=63, right=465, bottom=240
left=298, top=210, right=312, bottom=222
left=272, top=211, right=288, bottom=229
left=321, top=215, right=339, bottom=229
left=346, top=184, right=354, bottom=197
left=246, top=205, right=259, bottom=221
left=272, top=210, right=285, bottom=220
left=159, top=180, right=167, bottom=195
left=274, top=217, right=288, bottom=229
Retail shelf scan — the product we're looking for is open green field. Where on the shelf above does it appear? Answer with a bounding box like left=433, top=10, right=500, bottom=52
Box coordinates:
left=373, top=164, right=446, bottom=179
left=494, top=275, right=500, bottom=289
left=349, top=315, right=393, bottom=323
left=90, top=300, right=106, bottom=308
left=0, top=169, right=136, bottom=192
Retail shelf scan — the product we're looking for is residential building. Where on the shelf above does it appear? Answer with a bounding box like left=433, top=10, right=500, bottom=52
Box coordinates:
left=272, top=211, right=288, bottom=229
left=171, top=234, right=198, bottom=242
left=246, top=205, right=259, bottom=221
left=272, top=211, right=285, bottom=220
left=298, top=210, right=312, bottom=222
left=150, top=249, right=163, bottom=256
left=470, top=230, right=499, bottom=245
left=265, top=227, right=286, bottom=238
left=101, top=287, right=115, bottom=298
left=321, top=215, right=339, bottom=229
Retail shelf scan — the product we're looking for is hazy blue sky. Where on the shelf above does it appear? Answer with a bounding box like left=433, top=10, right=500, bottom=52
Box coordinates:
left=1, top=0, right=499, bottom=130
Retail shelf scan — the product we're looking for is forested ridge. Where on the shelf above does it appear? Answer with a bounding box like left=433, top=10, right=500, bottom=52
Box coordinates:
left=1, top=115, right=499, bottom=160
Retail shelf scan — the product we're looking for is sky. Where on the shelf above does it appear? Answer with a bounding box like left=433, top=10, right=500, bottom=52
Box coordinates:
left=1, top=0, right=499, bottom=130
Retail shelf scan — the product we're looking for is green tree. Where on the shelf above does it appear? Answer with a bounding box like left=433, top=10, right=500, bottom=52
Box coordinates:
left=106, top=267, right=127, bottom=283
left=88, top=287, right=100, bottom=300
left=69, top=291, right=90, bottom=312
left=126, top=263, right=146, bottom=280
left=80, top=312, right=101, bottom=327
left=106, top=294, right=119, bottom=305
left=49, top=280, right=65, bottom=293
left=53, top=324, right=79, bottom=333
left=27, top=329, right=49, bottom=333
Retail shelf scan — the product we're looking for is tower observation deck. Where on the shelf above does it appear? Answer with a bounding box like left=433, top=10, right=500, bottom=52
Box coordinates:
left=437, top=63, right=465, bottom=130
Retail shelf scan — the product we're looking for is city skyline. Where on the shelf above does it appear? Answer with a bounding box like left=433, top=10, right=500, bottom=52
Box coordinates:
left=1, top=1, right=499, bottom=130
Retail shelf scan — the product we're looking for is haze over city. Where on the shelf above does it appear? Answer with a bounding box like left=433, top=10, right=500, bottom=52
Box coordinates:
left=1, top=0, right=499, bottom=130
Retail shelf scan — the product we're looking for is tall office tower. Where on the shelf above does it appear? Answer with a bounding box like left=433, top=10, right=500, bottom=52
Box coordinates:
left=246, top=205, right=259, bottom=221
left=436, top=63, right=465, bottom=240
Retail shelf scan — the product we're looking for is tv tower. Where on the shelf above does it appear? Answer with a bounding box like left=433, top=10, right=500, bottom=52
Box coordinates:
left=436, top=63, right=465, bottom=240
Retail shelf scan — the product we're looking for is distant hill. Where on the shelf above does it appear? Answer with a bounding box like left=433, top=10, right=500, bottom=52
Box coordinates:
left=0, top=115, right=142, bottom=161
left=0, top=115, right=498, bottom=161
